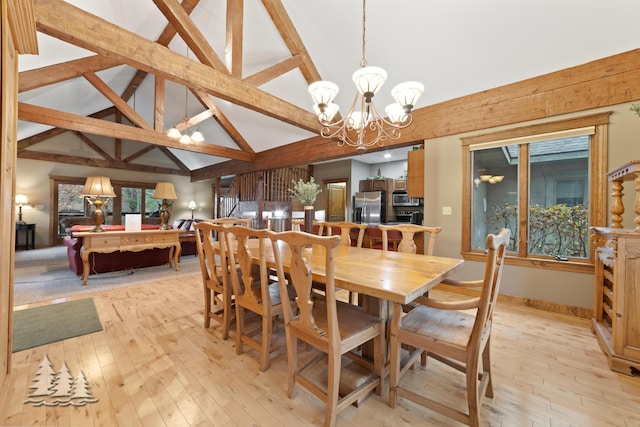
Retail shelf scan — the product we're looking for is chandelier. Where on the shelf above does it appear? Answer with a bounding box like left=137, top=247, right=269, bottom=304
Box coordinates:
left=167, top=49, right=205, bottom=144
left=308, top=0, right=424, bottom=153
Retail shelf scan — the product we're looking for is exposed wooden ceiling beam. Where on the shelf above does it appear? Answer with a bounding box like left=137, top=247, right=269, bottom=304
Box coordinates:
left=261, top=0, right=322, bottom=84
left=18, top=55, right=121, bottom=93
left=17, top=107, right=117, bottom=150
left=18, top=102, right=256, bottom=161
left=243, top=55, right=304, bottom=87
left=192, top=89, right=255, bottom=153
left=226, top=0, right=243, bottom=77
left=122, top=145, right=157, bottom=163
left=33, top=0, right=320, bottom=133
left=83, top=71, right=152, bottom=130
left=153, top=0, right=227, bottom=72
left=159, top=147, right=191, bottom=172
left=18, top=150, right=189, bottom=176
left=72, top=131, right=113, bottom=160
left=7, top=0, right=38, bottom=54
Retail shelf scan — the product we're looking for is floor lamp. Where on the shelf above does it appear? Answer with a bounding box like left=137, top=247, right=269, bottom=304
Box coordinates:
left=81, top=176, right=116, bottom=232
left=152, top=182, right=178, bottom=230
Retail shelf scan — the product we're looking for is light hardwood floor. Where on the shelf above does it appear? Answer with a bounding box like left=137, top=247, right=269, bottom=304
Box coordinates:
left=1, top=272, right=639, bottom=426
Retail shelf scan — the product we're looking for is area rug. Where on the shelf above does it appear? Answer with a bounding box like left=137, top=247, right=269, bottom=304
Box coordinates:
left=14, top=246, right=201, bottom=306
left=13, top=298, right=103, bottom=352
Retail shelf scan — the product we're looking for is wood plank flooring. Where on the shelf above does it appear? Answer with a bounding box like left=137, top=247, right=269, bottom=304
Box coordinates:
left=1, top=272, right=639, bottom=426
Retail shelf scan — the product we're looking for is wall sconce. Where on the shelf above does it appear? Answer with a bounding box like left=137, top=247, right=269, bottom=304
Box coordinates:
left=15, top=194, right=28, bottom=224
left=188, top=200, right=197, bottom=220
left=152, top=182, right=178, bottom=229
left=82, top=176, right=116, bottom=232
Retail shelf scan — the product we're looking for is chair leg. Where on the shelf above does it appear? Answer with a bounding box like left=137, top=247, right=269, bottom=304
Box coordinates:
left=203, top=287, right=211, bottom=328
left=221, top=288, right=233, bottom=340
left=482, top=338, right=493, bottom=398
left=285, top=334, right=297, bottom=399
left=325, top=351, right=340, bottom=427
left=466, top=357, right=481, bottom=427
left=235, top=305, right=244, bottom=355
left=259, top=312, right=272, bottom=372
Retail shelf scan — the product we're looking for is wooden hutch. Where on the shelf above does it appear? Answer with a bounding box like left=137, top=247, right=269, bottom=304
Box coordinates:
left=591, top=160, right=640, bottom=375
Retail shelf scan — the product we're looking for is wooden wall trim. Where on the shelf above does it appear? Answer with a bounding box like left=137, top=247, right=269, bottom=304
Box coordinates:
left=1, top=0, right=19, bottom=380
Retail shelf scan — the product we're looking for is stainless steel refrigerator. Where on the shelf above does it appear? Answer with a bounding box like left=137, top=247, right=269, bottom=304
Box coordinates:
left=353, top=191, right=386, bottom=224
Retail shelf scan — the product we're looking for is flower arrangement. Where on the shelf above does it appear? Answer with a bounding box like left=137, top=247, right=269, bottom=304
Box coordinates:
left=289, top=176, right=321, bottom=206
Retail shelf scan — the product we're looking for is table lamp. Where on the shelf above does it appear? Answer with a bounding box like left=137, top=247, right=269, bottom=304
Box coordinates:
left=15, top=194, right=28, bottom=224
left=188, top=200, right=197, bottom=220
left=152, top=182, right=178, bottom=230
left=81, top=176, right=116, bottom=232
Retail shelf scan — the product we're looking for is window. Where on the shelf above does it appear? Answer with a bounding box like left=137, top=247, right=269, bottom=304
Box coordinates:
left=461, top=113, right=609, bottom=273
left=50, top=176, right=160, bottom=244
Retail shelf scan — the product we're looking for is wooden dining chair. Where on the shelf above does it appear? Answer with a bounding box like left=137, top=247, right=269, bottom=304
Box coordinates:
left=268, top=230, right=384, bottom=427
left=388, top=228, right=510, bottom=427
left=291, top=219, right=325, bottom=235
left=194, top=221, right=236, bottom=340
left=324, top=221, right=368, bottom=305
left=223, top=225, right=288, bottom=371
left=324, top=221, right=368, bottom=248
left=378, top=224, right=442, bottom=255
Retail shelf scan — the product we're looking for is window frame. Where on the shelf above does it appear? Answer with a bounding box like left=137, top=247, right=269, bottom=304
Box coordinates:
left=460, top=112, right=610, bottom=273
left=49, top=175, right=159, bottom=245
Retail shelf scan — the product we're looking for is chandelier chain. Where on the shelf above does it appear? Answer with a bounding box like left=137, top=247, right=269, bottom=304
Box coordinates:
left=360, top=0, right=367, bottom=68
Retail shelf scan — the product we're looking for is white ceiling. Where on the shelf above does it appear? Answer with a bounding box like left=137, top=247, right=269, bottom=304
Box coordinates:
left=17, top=0, right=640, bottom=169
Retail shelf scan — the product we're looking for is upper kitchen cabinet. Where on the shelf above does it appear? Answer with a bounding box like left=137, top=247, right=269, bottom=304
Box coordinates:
left=407, top=148, right=424, bottom=198
left=359, top=178, right=393, bottom=192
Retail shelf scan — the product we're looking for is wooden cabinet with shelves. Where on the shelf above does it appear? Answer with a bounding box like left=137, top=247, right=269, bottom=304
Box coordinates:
left=407, top=148, right=424, bottom=198
left=590, top=160, right=640, bottom=375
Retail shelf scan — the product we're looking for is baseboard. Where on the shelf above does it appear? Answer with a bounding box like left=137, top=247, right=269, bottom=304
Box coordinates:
left=433, top=284, right=592, bottom=319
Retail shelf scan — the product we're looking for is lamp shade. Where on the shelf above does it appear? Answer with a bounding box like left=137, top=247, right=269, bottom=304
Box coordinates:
left=188, top=200, right=197, bottom=210
left=391, top=81, right=424, bottom=111
left=152, top=182, right=177, bottom=200
left=352, top=66, right=387, bottom=97
left=81, top=176, right=116, bottom=197
left=308, top=81, right=339, bottom=106
left=15, top=194, right=28, bottom=205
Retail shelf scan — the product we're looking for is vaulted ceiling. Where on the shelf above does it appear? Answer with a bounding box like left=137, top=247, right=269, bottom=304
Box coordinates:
left=14, top=0, right=640, bottom=180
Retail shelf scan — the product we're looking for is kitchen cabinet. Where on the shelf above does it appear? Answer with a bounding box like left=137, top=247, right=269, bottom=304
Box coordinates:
left=407, top=148, right=424, bottom=198
left=359, top=178, right=392, bottom=192
left=590, top=160, right=640, bottom=375
left=393, top=179, right=407, bottom=191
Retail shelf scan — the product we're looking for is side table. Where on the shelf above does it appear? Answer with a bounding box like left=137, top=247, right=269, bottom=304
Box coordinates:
left=15, top=223, right=36, bottom=250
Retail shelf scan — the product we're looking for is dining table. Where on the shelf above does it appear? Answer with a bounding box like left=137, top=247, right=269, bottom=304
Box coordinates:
left=243, top=239, right=464, bottom=351
left=220, top=236, right=464, bottom=401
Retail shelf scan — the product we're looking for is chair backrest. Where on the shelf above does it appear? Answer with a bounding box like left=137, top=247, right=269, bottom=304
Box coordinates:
left=471, top=228, right=510, bottom=348
left=291, top=219, right=304, bottom=231
left=194, top=221, right=229, bottom=289
left=206, top=217, right=253, bottom=227
left=325, top=221, right=368, bottom=247
left=379, top=224, right=442, bottom=255
left=268, top=231, right=341, bottom=347
left=224, top=225, right=271, bottom=310
left=291, top=219, right=325, bottom=235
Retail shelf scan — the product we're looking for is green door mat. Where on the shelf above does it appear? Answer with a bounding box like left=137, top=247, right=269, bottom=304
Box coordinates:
left=13, top=298, right=103, bottom=352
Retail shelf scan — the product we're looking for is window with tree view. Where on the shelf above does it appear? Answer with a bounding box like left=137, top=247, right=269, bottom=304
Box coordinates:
left=462, top=113, right=609, bottom=271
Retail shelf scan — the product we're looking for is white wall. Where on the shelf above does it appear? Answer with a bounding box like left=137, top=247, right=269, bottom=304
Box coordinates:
left=422, top=102, right=640, bottom=310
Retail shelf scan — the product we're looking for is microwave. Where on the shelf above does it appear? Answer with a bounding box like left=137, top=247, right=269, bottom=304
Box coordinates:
left=392, top=192, right=420, bottom=206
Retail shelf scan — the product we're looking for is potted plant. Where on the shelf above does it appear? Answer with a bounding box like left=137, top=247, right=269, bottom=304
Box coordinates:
left=289, top=177, right=321, bottom=233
